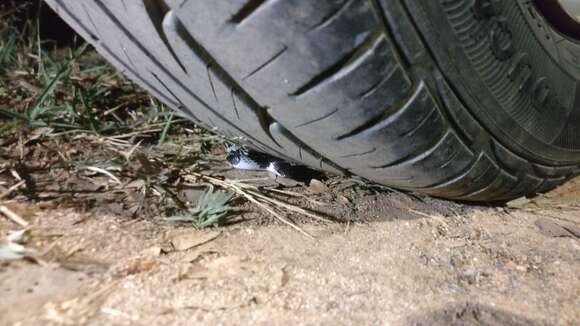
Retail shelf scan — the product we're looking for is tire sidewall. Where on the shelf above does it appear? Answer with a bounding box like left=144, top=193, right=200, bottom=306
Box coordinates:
left=410, top=0, right=580, bottom=165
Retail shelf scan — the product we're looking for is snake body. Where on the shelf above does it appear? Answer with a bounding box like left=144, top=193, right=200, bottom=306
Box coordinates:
left=225, top=144, right=289, bottom=177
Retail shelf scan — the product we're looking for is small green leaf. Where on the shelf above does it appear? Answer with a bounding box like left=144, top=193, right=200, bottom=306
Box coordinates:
left=164, top=185, right=235, bottom=228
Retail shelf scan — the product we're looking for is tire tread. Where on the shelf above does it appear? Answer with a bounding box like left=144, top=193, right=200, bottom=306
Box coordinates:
left=44, top=0, right=580, bottom=201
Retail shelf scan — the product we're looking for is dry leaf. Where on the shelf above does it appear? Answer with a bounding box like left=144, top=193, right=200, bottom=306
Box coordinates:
left=308, top=179, right=329, bottom=194
left=535, top=218, right=580, bottom=238
left=274, top=177, right=301, bottom=188
left=124, top=179, right=146, bottom=189
left=119, top=258, right=157, bottom=276
left=178, top=263, right=209, bottom=281
left=506, top=196, right=530, bottom=208
left=0, top=229, right=35, bottom=261
left=338, top=195, right=351, bottom=205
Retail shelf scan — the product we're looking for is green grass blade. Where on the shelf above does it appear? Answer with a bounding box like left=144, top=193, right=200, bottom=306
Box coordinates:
left=35, top=0, right=48, bottom=83
left=28, top=43, right=89, bottom=116
left=0, top=33, right=16, bottom=67
left=0, top=107, right=29, bottom=121
left=157, top=111, right=175, bottom=146
left=0, top=120, right=20, bottom=135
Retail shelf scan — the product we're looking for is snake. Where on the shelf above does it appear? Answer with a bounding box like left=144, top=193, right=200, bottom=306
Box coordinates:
left=225, top=144, right=291, bottom=177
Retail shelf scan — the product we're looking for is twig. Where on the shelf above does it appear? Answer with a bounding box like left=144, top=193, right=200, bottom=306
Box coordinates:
left=246, top=188, right=331, bottom=223
left=230, top=177, right=270, bottom=183
left=265, top=188, right=328, bottom=207
left=184, top=172, right=320, bottom=239
left=84, top=166, right=122, bottom=184
left=10, top=169, right=22, bottom=181
left=408, top=208, right=448, bottom=224
left=0, top=205, right=29, bottom=227
left=123, top=139, right=143, bottom=161
left=0, top=180, right=26, bottom=200
left=177, top=290, right=283, bottom=312
left=243, top=189, right=313, bottom=238
left=108, top=129, right=163, bottom=139
left=407, top=209, right=434, bottom=219
left=197, top=177, right=332, bottom=223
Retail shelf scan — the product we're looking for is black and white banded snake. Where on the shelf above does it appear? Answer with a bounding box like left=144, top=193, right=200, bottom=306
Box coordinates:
left=225, top=144, right=292, bottom=177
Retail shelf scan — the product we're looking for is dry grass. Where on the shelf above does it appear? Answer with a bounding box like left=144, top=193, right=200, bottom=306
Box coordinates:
left=0, top=2, right=340, bottom=247
left=183, top=171, right=335, bottom=238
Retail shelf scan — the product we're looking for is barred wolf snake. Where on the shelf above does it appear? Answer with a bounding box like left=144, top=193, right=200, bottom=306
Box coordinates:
left=225, top=144, right=291, bottom=177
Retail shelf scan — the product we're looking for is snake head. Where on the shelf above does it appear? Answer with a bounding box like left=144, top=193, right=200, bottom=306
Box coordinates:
left=224, top=142, right=241, bottom=154
left=225, top=152, right=241, bottom=166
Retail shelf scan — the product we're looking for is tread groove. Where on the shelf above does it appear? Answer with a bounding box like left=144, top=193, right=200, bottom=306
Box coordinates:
left=164, top=12, right=284, bottom=149
left=373, top=131, right=449, bottom=169
left=417, top=155, right=480, bottom=191
left=290, top=29, right=382, bottom=97
left=357, top=64, right=397, bottom=99
left=309, top=0, right=353, bottom=31
left=52, top=0, right=292, bottom=160
left=242, top=45, right=287, bottom=81
left=207, top=66, right=219, bottom=103
left=229, top=0, right=268, bottom=24
left=121, top=46, right=138, bottom=70
left=82, top=3, right=101, bottom=41
left=459, top=168, right=502, bottom=199
left=336, top=82, right=421, bottom=141
left=340, top=147, right=377, bottom=159
left=44, top=0, right=580, bottom=201
left=90, top=1, right=296, bottom=158
left=439, top=147, right=460, bottom=169
left=103, top=45, right=179, bottom=108
left=161, top=6, right=347, bottom=171
left=295, top=108, right=339, bottom=128
left=369, top=0, right=411, bottom=68
left=145, top=0, right=188, bottom=74
left=150, top=71, right=202, bottom=123
left=230, top=88, right=241, bottom=120
left=400, top=107, right=436, bottom=138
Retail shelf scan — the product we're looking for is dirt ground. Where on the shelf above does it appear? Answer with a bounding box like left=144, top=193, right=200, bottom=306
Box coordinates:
left=1, top=168, right=579, bottom=326
left=0, top=7, right=578, bottom=323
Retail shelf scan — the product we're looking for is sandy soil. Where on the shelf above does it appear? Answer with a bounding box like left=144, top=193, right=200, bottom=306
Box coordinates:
left=1, top=172, right=579, bottom=326
left=0, top=3, right=578, bottom=325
